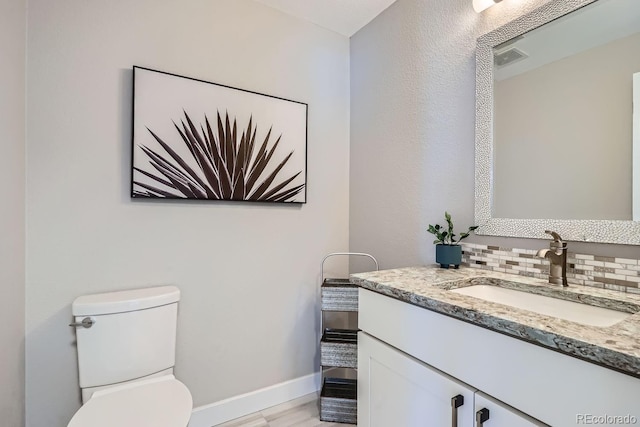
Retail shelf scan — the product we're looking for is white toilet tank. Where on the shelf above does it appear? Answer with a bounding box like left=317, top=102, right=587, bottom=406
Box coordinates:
left=72, top=286, right=181, bottom=394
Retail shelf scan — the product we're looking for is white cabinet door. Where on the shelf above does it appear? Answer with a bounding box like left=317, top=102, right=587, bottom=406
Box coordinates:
left=359, top=332, right=475, bottom=427
left=474, top=392, right=548, bottom=427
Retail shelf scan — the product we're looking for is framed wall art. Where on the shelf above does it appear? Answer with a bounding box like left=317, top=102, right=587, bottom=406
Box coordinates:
left=131, top=66, right=308, bottom=203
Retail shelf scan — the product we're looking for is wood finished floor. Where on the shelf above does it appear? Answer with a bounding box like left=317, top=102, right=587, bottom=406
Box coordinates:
left=214, top=393, right=355, bottom=427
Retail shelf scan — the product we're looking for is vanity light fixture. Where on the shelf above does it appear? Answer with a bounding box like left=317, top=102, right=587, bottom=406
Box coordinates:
left=473, top=0, right=502, bottom=13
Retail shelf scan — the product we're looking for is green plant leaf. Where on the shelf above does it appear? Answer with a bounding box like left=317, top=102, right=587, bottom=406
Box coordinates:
left=426, top=212, right=479, bottom=246
left=445, top=211, right=454, bottom=240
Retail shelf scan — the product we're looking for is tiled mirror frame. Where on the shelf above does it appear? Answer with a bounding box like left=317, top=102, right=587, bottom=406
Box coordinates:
left=474, top=0, right=640, bottom=245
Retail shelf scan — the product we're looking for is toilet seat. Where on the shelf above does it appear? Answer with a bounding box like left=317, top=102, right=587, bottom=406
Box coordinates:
left=67, top=375, right=192, bottom=427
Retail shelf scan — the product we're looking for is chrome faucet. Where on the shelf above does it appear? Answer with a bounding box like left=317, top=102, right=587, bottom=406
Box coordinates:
left=536, top=230, right=568, bottom=287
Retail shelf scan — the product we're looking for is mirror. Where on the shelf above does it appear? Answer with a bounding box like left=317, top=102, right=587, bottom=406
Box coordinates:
left=475, top=0, right=640, bottom=244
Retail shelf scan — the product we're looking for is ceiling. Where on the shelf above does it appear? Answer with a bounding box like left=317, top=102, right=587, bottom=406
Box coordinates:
left=495, top=0, right=640, bottom=81
left=253, top=0, right=398, bottom=37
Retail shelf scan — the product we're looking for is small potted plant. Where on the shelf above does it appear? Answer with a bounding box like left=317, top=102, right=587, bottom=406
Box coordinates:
left=427, top=212, right=478, bottom=269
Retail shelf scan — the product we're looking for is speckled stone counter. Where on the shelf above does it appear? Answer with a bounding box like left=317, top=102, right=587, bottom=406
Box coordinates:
left=351, top=266, right=640, bottom=378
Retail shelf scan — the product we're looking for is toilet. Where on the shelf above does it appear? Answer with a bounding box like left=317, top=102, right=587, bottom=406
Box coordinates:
left=67, top=286, right=193, bottom=427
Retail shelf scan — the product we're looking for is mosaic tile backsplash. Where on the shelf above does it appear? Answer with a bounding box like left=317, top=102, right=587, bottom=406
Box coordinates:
left=461, top=243, right=640, bottom=295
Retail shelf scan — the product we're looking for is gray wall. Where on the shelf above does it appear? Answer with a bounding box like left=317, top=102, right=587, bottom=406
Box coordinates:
left=0, top=0, right=26, bottom=425
left=495, top=32, right=640, bottom=220
left=25, top=0, right=350, bottom=425
left=350, top=0, right=640, bottom=271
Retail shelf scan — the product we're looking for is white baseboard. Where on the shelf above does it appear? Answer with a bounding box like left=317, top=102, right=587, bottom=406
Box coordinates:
left=188, top=372, right=322, bottom=427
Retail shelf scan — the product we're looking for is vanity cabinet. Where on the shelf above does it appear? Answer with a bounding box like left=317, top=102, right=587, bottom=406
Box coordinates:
left=358, top=288, right=640, bottom=426
left=358, top=331, right=473, bottom=426
left=474, top=392, right=543, bottom=427
left=358, top=332, right=542, bottom=426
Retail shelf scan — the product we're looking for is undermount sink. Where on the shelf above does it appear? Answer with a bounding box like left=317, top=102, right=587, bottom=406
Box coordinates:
left=451, top=284, right=633, bottom=327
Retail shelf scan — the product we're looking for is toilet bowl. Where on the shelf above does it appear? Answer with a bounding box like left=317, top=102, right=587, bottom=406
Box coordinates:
left=68, top=375, right=192, bottom=427
left=68, top=286, right=193, bottom=426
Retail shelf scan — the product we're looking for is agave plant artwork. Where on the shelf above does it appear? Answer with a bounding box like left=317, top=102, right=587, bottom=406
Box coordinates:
left=132, top=110, right=306, bottom=203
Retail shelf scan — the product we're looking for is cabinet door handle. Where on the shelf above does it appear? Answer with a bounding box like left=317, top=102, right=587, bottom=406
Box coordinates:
left=450, top=394, right=464, bottom=427
left=476, top=408, right=490, bottom=426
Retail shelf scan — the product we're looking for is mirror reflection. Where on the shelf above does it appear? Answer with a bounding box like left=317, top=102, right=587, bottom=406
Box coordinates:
left=492, top=0, right=640, bottom=221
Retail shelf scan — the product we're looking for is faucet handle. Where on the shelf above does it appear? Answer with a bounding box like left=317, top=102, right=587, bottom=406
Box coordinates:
left=544, top=230, right=563, bottom=244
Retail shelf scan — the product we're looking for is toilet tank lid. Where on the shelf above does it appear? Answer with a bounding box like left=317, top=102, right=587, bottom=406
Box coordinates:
left=72, top=286, right=180, bottom=316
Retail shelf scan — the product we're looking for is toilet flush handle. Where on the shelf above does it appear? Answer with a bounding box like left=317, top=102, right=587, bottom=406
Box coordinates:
left=69, top=317, right=95, bottom=329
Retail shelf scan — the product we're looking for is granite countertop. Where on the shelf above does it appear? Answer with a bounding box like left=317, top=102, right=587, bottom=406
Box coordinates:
left=351, top=266, right=640, bottom=379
